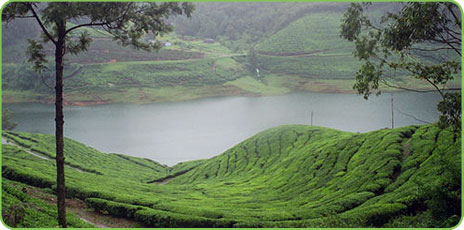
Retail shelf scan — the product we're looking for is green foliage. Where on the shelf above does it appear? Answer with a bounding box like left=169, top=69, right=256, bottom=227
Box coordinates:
left=339, top=3, right=370, bottom=42
left=66, top=31, right=92, bottom=55
left=2, top=124, right=460, bottom=227
left=438, top=92, right=461, bottom=132
left=246, top=47, right=258, bottom=75
left=3, top=2, right=195, bottom=77
left=256, top=12, right=353, bottom=54
left=2, top=57, right=247, bottom=104
left=26, top=39, right=48, bottom=73
left=2, top=108, right=17, bottom=130
left=4, top=4, right=195, bottom=226
left=172, top=2, right=349, bottom=51
left=256, top=53, right=359, bottom=79
left=134, top=207, right=232, bottom=228
left=5, top=3, right=456, bottom=105
left=1, top=179, right=93, bottom=228
left=421, top=152, right=461, bottom=226
left=340, top=2, right=461, bottom=130
left=86, top=198, right=143, bottom=219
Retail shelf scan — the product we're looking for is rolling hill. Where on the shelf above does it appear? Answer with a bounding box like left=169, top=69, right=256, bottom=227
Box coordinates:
left=1, top=124, right=460, bottom=227
left=4, top=3, right=457, bottom=105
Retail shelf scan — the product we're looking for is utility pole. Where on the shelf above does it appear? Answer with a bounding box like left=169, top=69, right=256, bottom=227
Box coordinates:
left=310, top=111, right=313, bottom=126
left=391, top=95, right=394, bottom=129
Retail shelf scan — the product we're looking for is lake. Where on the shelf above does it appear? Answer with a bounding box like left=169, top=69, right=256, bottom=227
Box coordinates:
left=6, top=92, right=441, bottom=166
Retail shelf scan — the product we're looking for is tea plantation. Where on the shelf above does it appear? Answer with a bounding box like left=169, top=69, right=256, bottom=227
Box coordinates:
left=5, top=6, right=458, bottom=105
left=1, top=124, right=461, bottom=227
left=2, top=179, right=93, bottom=228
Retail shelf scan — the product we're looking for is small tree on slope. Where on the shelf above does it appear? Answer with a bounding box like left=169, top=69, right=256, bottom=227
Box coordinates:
left=2, top=2, right=194, bottom=227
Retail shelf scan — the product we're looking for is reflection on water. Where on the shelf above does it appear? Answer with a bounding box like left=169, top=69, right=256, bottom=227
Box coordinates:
left=6, top=92, right=441, bottom=165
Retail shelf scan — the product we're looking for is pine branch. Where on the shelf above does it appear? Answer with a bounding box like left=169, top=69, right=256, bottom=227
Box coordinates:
left=24, top=3, right=56, bottom=45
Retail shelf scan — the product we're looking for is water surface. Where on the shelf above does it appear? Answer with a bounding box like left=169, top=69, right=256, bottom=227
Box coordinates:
left=6, top=92, right=441, bottom=165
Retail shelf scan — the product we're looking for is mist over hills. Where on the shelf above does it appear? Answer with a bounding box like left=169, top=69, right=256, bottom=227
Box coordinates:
left=4, top=2, right=441, bottom=105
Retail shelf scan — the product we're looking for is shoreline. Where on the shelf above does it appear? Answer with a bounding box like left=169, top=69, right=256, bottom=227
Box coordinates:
left=2, top=87, right=439, bottom=107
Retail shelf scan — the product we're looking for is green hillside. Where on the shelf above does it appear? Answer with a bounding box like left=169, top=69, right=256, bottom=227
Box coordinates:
left=253, top=11, right=360, bottom=79
left=2, top=124, right=460, bottom=228
left=2, top=28, right=252, bottom=104
left=4, top=3, right=457, bottom=104
left=2, top=179, right=94, bottom=228
left=256, top=12, right=352, bottom=54
left=171, top=2, right=349, bottom=51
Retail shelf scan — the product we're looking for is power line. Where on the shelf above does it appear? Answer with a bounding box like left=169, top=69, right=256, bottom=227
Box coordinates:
left=394, top=107, right=432, bottom=124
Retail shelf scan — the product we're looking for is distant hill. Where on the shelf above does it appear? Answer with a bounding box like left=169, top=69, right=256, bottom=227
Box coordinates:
left=2, top=2, right=457, bottom=105
left=2, top=124, right=460, bottom=227
left=171, top=2, right=350, bottom=51
left=252, top=11, right=359, bottom=79
left=255, top=12, right=352, bottom=54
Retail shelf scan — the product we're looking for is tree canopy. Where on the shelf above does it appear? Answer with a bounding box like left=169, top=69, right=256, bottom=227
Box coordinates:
left=3, top=2, right=194, bottom=71
left=340, top=2, right=461, bottom=131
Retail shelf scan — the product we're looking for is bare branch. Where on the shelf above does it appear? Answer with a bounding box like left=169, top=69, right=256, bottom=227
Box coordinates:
left=65, top=22, right=107, bottom=36
left=380, top=79, right=436, bottom=93
left=380, top=78, right=460, bottom=94
left=24, top=3, right=56, bottom=45
left=445, top=4, right=461, bottom=27
left=15, top=15, right=34, bottom=19
left=65, top=3, right=134, bottom=37
left=424, top=77, right=445, bottom=99
left=410, top=47, right=455, bottom=52
left=431, top=37, right=461, bottom=55
left=394, top=107, right=432, bottom=124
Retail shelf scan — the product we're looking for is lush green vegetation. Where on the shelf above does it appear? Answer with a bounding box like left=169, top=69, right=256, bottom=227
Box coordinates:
left=4, top=3, right=457, bottom=105
left=250, top=11, right=360, bottom=80
left=2, top=56, right=249, bottom=104
left=255, top=12, right=352, bottom=54
left=2, top=179, right=93, bottom=228
left=2, top=124, right=460, bottom=227
left=172, top=2, right=349, bottom=51
left=255, top=53, right=359, bottom=79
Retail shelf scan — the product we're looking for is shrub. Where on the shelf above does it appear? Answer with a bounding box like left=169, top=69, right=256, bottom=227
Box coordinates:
left=86, top=198, right=143, bottom=218
left=134, top=207, right=233, bottom=227
left=2, top=167, right=54, bottom=188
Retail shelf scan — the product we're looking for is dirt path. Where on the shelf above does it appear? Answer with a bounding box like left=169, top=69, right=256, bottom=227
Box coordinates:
left=22, top=185, right=141, bottom=228
left=79, top=216, right=108, bottom=228
left=2, top=137, right=50, bottom=160
left=68, top=204, right=142, bottom=228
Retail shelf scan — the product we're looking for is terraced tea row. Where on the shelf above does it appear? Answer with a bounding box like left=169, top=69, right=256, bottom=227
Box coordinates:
left=1, top=124, right=460, bottom=227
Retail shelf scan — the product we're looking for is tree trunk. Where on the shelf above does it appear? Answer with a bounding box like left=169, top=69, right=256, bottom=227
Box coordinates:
left=55, top=21, right=67, bottom=228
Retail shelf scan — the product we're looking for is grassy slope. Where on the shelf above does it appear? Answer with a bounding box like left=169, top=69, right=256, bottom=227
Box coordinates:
left=2, top=30, right=254, bottom=104
left=254, top=11, right=359, bottom=79
left=1, top=124, right=460, bottom=227
left=256, top=11, right=352, bottom=54
left=252, top=9, right=461, bottom=91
